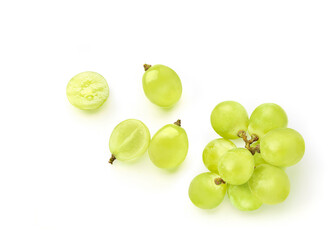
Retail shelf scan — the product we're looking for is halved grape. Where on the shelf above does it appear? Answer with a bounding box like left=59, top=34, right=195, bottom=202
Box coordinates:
left=142, top=64, right=182, bottom=108
left=227, top=183, right=262, bottom=211
left=248, top=103, right=288, bottom=139
left=109, top=119, right=150, bottom=163
left=248, top=164, right=290, bottom=205
left=189, top=172, right=227, bottom=209
left=210, top=101, right=249, bottom=139
left=66, top=71, right=109, bottom=110
left=261, top=128, right=305, bottom=167
left=218, top=148, right=254, bottom=185
left=148, top=120, right=188, bottom=169
left=202, top=138, right=236, bottom=174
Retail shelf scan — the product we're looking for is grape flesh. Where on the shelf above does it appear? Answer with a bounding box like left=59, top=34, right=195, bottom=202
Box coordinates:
left=109, top=119, right=150, bottom=161
left=210, top=101, right=249, bottom=139
left=218, top=148, right=254, bottom=185
left=142, top=64, right=182, bottom=108
left=227, top=183, right=262, bottom=211
left=202, top=138, right=236, bottom=174
left=66, top=71, right=109, bottom=110
left=248, top=103, right=288, bottom=139
left=148, top=122, right=188, bottom=169
left=248, top=164, right=290, bottom=205
left=261, top=128, right=305, bottom=167
left=189, top=172, right=227, bottom=209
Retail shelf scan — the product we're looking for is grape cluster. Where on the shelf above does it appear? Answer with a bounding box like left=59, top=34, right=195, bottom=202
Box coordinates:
left=189, top=101, right=305, bottom=211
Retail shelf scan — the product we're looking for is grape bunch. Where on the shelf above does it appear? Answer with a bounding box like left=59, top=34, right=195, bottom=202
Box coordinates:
left=189, top=101, right=305, bottom=211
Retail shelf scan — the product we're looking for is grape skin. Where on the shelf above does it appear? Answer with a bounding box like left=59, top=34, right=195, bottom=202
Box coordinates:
left=218, top=148, right=254, bottom=185
left=148, top=122, right=188, bottom=169
left=109, top=119, right=150, bottom=161
left=248, top=164, right=290, bottom=205
left=66, top=71, right=109, bottom=110
left=227, top=183, right=262, bottom=211
left=142, top=64, right=182, bottom=108
left=202, top=138, right=236, bottom=174
left=261, top=128, right=305, bottom=167
left=248, top=103, right=288, bottom=139
left=189, top=172, right=227, bottom=209
left=210, top=101, right=249, bottom=139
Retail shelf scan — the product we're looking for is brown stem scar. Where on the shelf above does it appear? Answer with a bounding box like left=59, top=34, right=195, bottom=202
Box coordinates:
left=174, top=119, right=181, bottom=127
left=109, top=154, right=116, bottom=164
left=214, top=177, right=226, bottom=185
left=143, top=64, right=151, bottom=71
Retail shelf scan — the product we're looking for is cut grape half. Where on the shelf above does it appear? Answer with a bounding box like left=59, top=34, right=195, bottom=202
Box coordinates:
left=66, top=71, right=109, bottom=110
left=109, top=119, right=150, bottom=163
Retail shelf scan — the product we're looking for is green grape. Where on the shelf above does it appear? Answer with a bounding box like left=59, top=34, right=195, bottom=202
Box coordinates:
left=227, top=183, right=262, bottom=211
left=252, top=142, right=268, bottom=167
left=248, top=103, right=288, bottom=140
left=142, top=64, right=182, bottom=108
left=218, top=148, right=254, bottom=185
left=248, top=164, right=290, bottom=205
left=148, top=120, right=188, bottom=169
left=261, top=128, right=305, bottom=167
left=202, top=138, right=236, bottom=173
left=188, top=172, right=227, bottom=209
left=66, top=71, right=109, bottom=110
left=210, top=101, right=249, bottom=139
left=109, top=119, right=150, bottom=163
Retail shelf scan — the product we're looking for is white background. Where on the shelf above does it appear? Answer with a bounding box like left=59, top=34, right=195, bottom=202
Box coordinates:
left=0, top=0, right=332, bottom=239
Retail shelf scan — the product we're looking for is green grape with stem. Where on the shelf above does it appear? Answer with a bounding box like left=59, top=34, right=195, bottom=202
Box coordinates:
left=210, top=101, right=249, bottom=139
left=142, top=64, right=182, bottom=108
left=189, top=172, right=227, bottom=209
left=148, top=120, right=188, bottom=169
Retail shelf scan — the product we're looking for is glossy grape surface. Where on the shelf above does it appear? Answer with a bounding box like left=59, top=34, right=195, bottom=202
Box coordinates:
left=227, top=183, right=262, bottom=211
left=252, top=142, right=268, bottom=167
left=202, top=138, right=236, bottom=173
left=189, top=172, right=227, bottom=209
left=248, top=103, right=288, bottom=139
left=66, top=71, right=109, bottom=110
left=261, top=128, right=305, bottom=167
left=109, top=119, right=150, bottom=161
left=142, top=64, right=182, bottom=108
left=218, top=148, right=254, bottom=185
left=148, top=122, right=188, bottom=169
left=248, top=164, right=290, bottom=205
left=210, top=101, right=249, bottom=139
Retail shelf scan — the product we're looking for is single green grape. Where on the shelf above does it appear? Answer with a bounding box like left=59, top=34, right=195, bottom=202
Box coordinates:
left=227, top=183, right=262, bottom=211
left=188, top=172, right=227, bottom=209
left=66, top=71, right=109, bottom=110
left=109, top=119, right=150, bottom=163
left=202, top=138, right=236, bottom=174
left=142, top=64, right=182, bottom=108
left=210, top=101, right=249, bottom=139
left=148, top=120, right=188, bottom=169
left=261, top=128, right=305, bottom=167
left=248, top=164, right=290, bottom=205
left=252, top=142, right=268, bottom=167
left=248, top=103, right=288, bottom=139
left=218, top=148, right=254, bottom=185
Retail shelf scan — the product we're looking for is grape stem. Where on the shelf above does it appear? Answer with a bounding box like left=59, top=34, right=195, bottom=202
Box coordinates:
left=109, top=154, right=116, bottom=164
left=214, top=177, right=226, bottom=185
left=237, top=130, right=260, bottom=155
left=174, top=119, right=181, bottom=127
left=143, top=64, right=152, bottom=71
